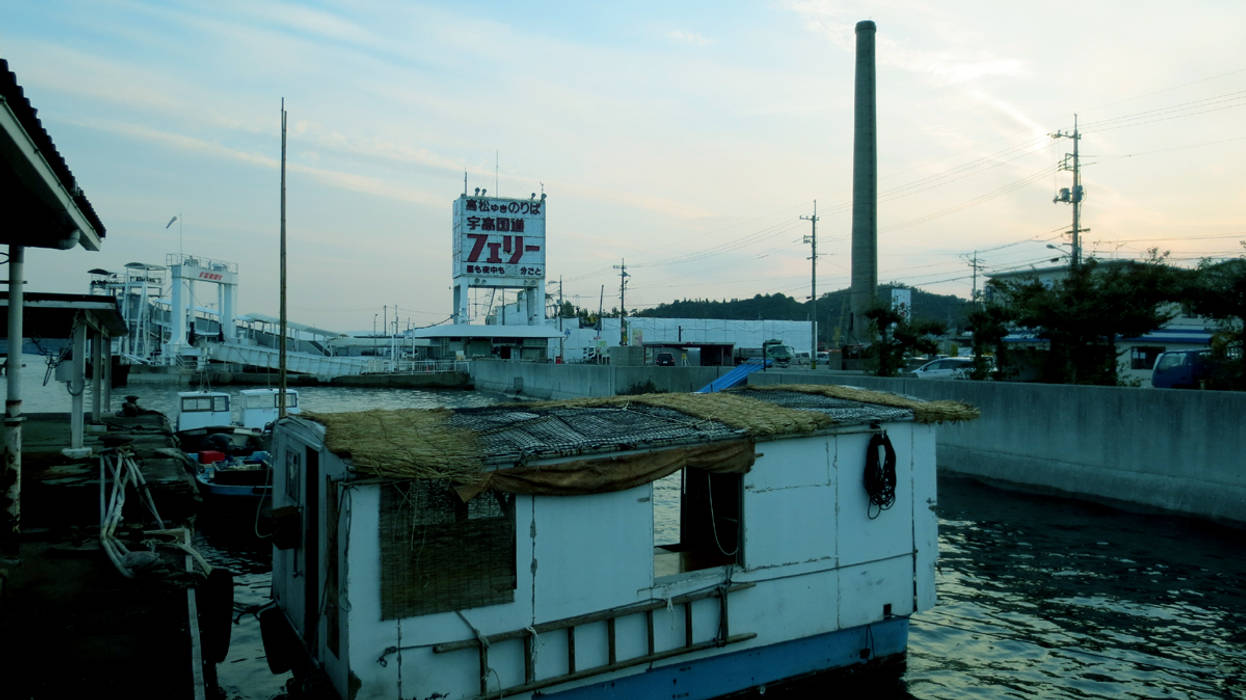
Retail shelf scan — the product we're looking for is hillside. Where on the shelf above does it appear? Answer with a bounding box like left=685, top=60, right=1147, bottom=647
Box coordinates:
left=634, top=285, right=974, bottom=346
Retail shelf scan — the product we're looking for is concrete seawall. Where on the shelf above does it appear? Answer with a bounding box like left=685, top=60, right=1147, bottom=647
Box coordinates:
left=472, top=360, right=1246, bottom=526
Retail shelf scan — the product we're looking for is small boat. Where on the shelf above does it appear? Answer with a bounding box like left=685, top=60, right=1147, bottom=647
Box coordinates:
left=259, top=384, right=980, bottom=699
left=173, top=388, right=298, bottom=515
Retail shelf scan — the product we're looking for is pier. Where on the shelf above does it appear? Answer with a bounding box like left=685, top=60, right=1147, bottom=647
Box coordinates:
left=0, top=411, right=211, bottom=699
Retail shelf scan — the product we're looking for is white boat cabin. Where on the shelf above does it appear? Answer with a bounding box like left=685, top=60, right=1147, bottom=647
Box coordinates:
left=239, top=388, right=300, bottom=430
left=266, top=385, right=977, bottom=700
left=175, top=390, right=231, bottom=432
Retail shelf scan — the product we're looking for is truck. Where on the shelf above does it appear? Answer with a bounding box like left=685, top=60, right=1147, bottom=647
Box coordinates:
left=734, top=339, right=794, bottom=367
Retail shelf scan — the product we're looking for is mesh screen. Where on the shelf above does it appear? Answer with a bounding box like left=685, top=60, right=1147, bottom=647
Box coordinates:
left=379, top=481, right=516, bottom=619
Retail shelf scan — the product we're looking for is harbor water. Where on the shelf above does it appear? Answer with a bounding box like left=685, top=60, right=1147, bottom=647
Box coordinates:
left=10, top=368, right=1245, bottom=698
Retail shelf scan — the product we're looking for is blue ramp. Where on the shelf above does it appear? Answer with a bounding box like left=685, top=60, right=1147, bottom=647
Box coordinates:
left=697, top=358, right=771, bottom=393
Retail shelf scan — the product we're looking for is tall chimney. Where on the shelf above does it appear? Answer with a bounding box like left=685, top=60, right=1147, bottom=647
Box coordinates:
left=849, top=20, right=878, bottom=343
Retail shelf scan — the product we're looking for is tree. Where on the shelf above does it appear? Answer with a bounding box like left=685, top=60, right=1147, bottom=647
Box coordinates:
left=967, top=304, right=1014, bottom=379
left=864, top=306, right=944, bottom=377
left=990, top=255, right=1183, bottom=385
left=1182, top=253, right=1246, bottom=389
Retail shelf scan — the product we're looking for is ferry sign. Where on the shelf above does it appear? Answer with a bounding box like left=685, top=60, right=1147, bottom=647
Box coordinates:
left=452, top=194, right=546, bottom=287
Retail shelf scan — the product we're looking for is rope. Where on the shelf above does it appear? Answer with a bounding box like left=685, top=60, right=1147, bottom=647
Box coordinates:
left=706, top=474, right=739, bottom=557
left=864, top=430, right=897, bottom=519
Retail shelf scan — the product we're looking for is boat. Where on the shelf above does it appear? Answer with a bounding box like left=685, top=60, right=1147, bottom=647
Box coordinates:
left=173, top=388, right=299, bottom=513
left=259, top=384, right=979, bottom=699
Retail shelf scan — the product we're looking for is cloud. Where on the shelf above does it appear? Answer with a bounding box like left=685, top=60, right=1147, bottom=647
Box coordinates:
left=667, top=29, right=712, bottom=46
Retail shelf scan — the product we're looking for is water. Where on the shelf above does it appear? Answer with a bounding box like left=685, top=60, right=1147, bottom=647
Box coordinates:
left=907, top=477, right=1246, bottom=699
left=9, top=365, right=1244, bottom=697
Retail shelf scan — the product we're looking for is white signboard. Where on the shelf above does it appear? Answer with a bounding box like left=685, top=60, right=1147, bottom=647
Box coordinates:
left=452, top=194, right=546, bottom=287
left=891, top=288, right=912, bottom=322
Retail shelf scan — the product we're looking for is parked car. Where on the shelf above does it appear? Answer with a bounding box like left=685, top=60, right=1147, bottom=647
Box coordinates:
left=910, top=357, right=976, bottom=379
left=1151, top=349, right=1211, bottom=389
left=655, top=351, right=676, bottom=367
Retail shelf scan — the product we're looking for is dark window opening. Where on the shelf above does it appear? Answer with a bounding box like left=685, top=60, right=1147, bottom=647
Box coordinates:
left=379, top=481, right=516, bottom=619
left=654, top=468, right=743, bottom=577
left=1132, top=346, right=1165, bottom=370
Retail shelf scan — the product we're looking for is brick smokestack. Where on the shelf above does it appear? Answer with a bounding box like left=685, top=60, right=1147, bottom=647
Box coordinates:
left=849, top=19, right=878, bottom=343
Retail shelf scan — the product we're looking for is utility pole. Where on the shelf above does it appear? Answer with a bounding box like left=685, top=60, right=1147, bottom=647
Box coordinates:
left=1052, top=114, right=1087, bottom=268
left=558, top=276, right=564, bottom=362
left=962, top=250, right=985, bottom=306
left=612, top=259, right=629, bottom=345
left=801, top=201, right=819, bottom=369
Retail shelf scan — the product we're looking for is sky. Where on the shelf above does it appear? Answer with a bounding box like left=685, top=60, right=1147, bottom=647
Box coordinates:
left=5, top=0, right=1245, bottom=333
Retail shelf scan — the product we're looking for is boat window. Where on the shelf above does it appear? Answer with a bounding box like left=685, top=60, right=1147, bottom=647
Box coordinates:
left=654, top=468, right=743, bottom=578
left=378, top=481, right=516, bottom=619
left=181, top=396, right=229, bottom=412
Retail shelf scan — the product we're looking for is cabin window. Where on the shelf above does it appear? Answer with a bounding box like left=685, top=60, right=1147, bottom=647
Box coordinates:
left=653, top=468, right=743, bottom=577
left=181, top=396, right=228, bottom=412
left=1131, top=346, right=1165, bottom=370
left=379, top=481, right=516, bottom=619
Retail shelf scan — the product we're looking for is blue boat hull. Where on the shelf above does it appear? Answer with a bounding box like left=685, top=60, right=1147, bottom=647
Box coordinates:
left=538, top=618, right=908, bottom=699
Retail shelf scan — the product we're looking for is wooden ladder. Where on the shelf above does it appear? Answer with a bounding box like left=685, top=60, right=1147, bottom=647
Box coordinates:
left=434, top=582, right=757, bottom=699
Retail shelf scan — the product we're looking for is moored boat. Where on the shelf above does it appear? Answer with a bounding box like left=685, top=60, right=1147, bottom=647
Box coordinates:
left=260, top=384, right=979, bottom=699
left=173, top=388, right=297, bottom=517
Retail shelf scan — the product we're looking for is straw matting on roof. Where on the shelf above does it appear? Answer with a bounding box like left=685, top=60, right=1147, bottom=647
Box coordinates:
left=304, top=409, right=484, bottom=480
left=523, top=391, right=834, bottom=436
left=744, top=384, right=981, bottom=424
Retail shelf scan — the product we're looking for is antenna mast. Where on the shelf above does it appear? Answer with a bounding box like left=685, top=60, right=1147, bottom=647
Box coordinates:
left=279, top=99, right=288, bottom=417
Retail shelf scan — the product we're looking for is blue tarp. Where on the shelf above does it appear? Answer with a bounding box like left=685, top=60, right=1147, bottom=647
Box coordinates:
left=696, top=358, right=770, bottom=393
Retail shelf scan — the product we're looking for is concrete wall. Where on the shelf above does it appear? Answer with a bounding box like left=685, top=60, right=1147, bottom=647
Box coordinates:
left=472, top=360, right=1246, bottom=526
left=472, top=359, right=736, bottom=398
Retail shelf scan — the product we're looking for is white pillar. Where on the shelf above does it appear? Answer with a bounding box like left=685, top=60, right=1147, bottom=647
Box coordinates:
left=169, top=264, right=185, bottom=357
left=453, top=281, right=470, bottom=324
left=220, top=281, right=236, bottom=341
left=526, top=286, right=541, bottom=326
left=70, top=319, right=87, bottom=449
left=4, top=245, right=25, bottom=552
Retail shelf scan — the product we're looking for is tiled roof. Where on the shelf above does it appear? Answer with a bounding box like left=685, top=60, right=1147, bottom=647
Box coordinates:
left=0, top=57, right=106, bottom=240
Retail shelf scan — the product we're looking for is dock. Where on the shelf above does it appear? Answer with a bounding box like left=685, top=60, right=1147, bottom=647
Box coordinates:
left=0, top=411, right=211, bottom=699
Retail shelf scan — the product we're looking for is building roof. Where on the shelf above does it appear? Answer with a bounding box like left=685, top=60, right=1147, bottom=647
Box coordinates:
left=0, top=292, right=127, bottom=337
left=236, top=312, right=345, bottom=339
left=409, top=323, right=563, bottom=340
left=0, top=58, right=105, bottom=250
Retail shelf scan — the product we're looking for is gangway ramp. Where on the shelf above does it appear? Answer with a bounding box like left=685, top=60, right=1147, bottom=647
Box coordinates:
left=696, top=358, right=771, bottom=393
left=207, top=342, right=370, bottom=379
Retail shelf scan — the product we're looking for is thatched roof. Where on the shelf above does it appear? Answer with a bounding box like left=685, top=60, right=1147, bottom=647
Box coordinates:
left=742, top=384, right=981, bottom=424
left=306, top=409, right=485, bottom=481
left=521, top=391, right=833, bottom=436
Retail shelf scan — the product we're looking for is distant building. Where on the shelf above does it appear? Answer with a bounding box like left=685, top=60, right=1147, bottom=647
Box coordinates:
left=985, top=262, right=1211, bottom=383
